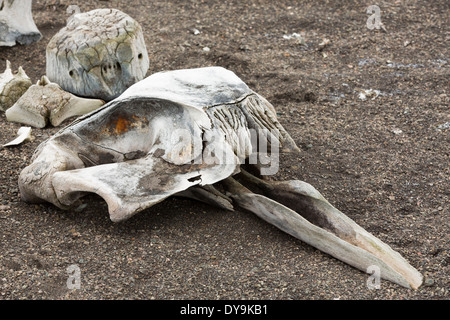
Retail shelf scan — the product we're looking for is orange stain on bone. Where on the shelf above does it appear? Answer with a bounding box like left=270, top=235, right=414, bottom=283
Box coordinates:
left=113, top=116, right=131, bottom=135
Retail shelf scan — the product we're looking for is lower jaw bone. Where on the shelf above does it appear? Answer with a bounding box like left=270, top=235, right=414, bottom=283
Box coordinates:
left=220, top=170, right=423, bottom=289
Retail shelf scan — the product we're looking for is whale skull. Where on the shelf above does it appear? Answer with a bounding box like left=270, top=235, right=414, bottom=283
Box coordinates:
left=18, top=67, right=423, bottom=289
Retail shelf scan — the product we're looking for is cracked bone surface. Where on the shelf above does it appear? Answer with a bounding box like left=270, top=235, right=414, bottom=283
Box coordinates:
left=46, top=8, right=149, bottom=101
left=0, top=0, right=41, bottom=46
left=18, top=66, right=422, bottom=289
left=0, top=60, right=32, bottom=111
left=5, top=75, right=105, bottom=128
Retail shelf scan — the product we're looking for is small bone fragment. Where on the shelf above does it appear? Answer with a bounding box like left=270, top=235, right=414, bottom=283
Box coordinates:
left=2, top=126, right=32, bottom=147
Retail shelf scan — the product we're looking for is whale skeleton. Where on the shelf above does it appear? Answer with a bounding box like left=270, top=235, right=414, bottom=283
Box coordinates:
left=18, top=67, right=423, bottom=289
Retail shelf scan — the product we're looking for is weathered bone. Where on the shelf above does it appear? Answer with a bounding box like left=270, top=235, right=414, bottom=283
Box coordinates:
left=0, top=60, right=32, bottom=111
left=0, top=0, right=41, bottom=46
left=46, top=8, right=149, bottom=101
left=18, top=66, right=422, bottom=289
left=5, top=75, right=105, bottom=128
left=2, top=126, right=32, bottom=148
left=177, top=185, right=235, bottom=212
left=221, top=171, right=423, bottom=289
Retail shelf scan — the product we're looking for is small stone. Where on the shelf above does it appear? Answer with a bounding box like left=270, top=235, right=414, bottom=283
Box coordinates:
left=437, top=122, right=450, bottom=131
left=75, top=203, right=88, bottom=212
left=239, top=45, right=250, bottom=51
left=423, top=278, right=434, bottom=287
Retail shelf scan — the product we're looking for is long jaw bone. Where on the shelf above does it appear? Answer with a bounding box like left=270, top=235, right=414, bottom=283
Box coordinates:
left=220, top=170, right=423, bottom=289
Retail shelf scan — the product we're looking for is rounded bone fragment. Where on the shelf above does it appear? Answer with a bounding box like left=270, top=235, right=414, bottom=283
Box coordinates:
left=46, top=8, right=150, bottom=101
left=0, top=0, right=42, bottom=46
left=0, top=60, right=32, bottom=111
left=6, top=75, right=105, bottom=128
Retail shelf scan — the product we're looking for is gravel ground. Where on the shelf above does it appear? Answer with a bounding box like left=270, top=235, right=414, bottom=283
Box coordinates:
left=0, top=0, right=448, bottom=300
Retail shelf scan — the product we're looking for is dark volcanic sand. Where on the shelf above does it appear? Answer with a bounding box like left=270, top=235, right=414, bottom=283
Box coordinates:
left=0, top=0, right=448, bottom=299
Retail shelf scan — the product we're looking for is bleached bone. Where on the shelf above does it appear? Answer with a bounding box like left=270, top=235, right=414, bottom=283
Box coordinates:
left=221, top=171, right=423, bottom=289
left=18, top=66, right=422, bottom=289
left=6, top=75, right=104, bottom=128
left=2, top=126, right=32, bottom=148
left=46, top=8, right=149, bottom=101
left=0, top=0, right=41, bottom=46
left=0, top=60, right=32, bottom=111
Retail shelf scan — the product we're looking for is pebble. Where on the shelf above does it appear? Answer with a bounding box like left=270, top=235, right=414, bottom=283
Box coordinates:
left=75, top=203, right=88, bottom=212
left=423, top=278, right=434, bottom=287
left=437, top=122, right=450, bottom=130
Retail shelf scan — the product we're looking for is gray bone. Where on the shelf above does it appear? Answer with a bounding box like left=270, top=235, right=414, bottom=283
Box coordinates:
left=46, top=8, right=149, bottom=101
